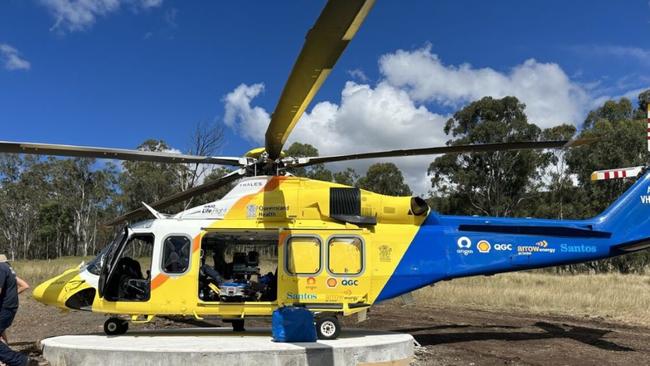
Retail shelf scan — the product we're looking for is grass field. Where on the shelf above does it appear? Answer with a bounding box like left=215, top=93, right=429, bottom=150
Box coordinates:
left=415, top=272, right=650, bottom=326
left=12, top=257, right=92, bottom=286
left=11, top=257, right=650, bottom=327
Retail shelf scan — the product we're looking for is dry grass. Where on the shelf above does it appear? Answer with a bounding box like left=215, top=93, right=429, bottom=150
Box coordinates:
left=415, top=272, right=650, bottom=327
left=12, top=257, right=91, bottom=286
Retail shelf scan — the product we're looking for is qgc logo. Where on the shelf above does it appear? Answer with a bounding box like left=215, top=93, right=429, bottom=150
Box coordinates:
left=494, top=243, right=513, bottom=251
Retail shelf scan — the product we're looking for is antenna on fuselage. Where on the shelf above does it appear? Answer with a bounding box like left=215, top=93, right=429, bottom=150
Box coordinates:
left=142, top=202, right=167, bottom=219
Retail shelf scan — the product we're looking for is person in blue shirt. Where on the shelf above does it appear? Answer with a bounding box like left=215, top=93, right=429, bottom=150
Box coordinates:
left=0, top=255, right=36, bottom=366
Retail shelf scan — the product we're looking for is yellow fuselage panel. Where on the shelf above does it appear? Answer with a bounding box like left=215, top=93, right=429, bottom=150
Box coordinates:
left=36, top=176, right=427, bottom=318
left=32, top=268, right=91, bottom=309
left=221, top=176, right=419, bottom=225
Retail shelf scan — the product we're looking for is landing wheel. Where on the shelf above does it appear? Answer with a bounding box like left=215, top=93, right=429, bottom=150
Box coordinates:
left=231, top=319, right=245, bottom=332
left=315, top=316, right=340, bottom=340
left=104, top=317, right=128, bottom=336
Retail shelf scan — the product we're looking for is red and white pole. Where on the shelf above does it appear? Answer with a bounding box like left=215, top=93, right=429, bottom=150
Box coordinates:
left=591, top=166, right=644, bottom=181
left=647, top=103, right=650, bottom=152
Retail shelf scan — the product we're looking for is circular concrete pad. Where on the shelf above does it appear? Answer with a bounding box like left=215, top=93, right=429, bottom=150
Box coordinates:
left=41, top=327, right=414, bottom=366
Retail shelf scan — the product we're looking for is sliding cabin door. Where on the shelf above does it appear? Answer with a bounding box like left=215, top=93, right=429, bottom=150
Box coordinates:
left=278, top=230, right=370, bottom=310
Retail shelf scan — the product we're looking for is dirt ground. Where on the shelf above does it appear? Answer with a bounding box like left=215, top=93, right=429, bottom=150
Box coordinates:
left=7, top=295, right=650, bottom=365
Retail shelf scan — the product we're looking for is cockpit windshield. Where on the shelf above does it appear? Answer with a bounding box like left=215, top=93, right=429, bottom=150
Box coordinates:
left=86, top=227, right=127, bottom=275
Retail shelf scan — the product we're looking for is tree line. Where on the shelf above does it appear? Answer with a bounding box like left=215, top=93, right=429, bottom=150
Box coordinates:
left=1, top=91, right=650, bottom=273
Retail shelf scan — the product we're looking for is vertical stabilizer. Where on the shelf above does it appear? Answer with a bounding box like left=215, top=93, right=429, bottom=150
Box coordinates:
left=594, top=172, right=650, bottom=243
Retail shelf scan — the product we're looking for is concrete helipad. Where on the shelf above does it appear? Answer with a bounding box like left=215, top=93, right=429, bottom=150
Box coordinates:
left=41, top=327, right=414, bottom=366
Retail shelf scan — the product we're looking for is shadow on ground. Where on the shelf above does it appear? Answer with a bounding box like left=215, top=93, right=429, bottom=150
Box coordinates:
left=395, top=321, right=634, bottom=352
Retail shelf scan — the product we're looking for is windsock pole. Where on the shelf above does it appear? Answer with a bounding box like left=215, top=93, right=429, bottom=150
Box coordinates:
left=590, top=106, right=650, bottom=181
left=591, top=166, right=644, bottom=181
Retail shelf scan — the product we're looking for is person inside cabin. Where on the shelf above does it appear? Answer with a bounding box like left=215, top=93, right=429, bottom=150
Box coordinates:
left=0, top=255, right=37, bottom=366
left=199, top=246, right=229, bottom=291
left=213, top=246, right=232, bottom=280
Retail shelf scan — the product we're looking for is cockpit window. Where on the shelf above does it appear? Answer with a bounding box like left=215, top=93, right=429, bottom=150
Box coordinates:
left=86, top=246, right=111, bottom=275
left=86, top=229, right=126, bottom=276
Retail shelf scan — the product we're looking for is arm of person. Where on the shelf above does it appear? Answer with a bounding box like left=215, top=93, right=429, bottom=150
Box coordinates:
left=15, top=276, right=29, bottom=295
left=0, top=269, right=6, bottom=297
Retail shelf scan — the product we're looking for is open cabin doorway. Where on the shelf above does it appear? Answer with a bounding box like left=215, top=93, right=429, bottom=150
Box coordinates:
left=198, top=230, right=278, bottom=303
left=103, top=233, right=154, bottom=302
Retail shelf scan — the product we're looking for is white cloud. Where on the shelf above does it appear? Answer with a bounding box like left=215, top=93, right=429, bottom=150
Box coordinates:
left=163, top=7, right=178, bottom=28
left=347, top=68, right=369, bottom=82
left=40, top=0, right=163, bottom=32
left=222, top=46, right=594, bottom=194
left=223, top=81, right=447, bottom=194
left=575, top=45, right=650, bottom=65
left=0, top=44, right=30, bottom=71
left=223, top=83, right=270, bottom=143
left=590, top=86, right=648, bottom=112
left=289, top=81, right=448, bottom=194
left=380, top=45, right=588, bottom=128
left=140, top=0, right=162, bottom=8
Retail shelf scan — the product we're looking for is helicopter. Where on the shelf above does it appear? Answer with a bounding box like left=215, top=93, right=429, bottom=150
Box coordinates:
left=2, top=0, right=649, bottom=341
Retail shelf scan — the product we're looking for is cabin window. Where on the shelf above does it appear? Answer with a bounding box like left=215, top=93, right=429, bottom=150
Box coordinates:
left=162, top=235, right=192, bottom=274
left=328, top=236, right=363, bottom=275
left=286, top=236, right=321, bottom=275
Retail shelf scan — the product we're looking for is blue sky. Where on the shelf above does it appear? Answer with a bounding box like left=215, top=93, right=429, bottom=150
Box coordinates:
left=1, top=0, right=650, bottom=193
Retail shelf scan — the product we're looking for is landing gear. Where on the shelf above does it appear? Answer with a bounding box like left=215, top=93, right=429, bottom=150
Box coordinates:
left=104, top=317, right=129, bottom=335
left=315, top=316, right=340, bottom=340
left=224, top=319, right=245, bottom=332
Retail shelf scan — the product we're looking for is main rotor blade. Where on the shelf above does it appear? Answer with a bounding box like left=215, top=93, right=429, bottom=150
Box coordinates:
left=0, top=141, right=244, bottom=166
left=264, top=0, right=375, bottom=160
left=105, top=169, right=245, bottom=226
left=287, top=140, right=587, bottom=167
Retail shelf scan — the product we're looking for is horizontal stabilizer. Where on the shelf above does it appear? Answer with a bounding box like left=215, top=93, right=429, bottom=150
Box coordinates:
left=591, top=166, right=644, bottom=181
left=613, top=239, right=650, bottom=253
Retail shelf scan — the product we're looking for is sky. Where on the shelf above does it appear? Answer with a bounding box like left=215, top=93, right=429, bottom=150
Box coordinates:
left=1, top=0, right=650, bottom=194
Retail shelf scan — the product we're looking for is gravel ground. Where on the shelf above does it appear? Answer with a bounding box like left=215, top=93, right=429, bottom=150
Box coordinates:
left=6, top=295, right=650, bottom=365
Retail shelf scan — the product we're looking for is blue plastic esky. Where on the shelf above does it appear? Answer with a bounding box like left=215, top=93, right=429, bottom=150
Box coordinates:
left=1, top=0, right=649, bottom=160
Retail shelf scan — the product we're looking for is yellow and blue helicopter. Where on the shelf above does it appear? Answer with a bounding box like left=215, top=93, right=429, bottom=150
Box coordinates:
left=1, top=0, right=648, bottom=340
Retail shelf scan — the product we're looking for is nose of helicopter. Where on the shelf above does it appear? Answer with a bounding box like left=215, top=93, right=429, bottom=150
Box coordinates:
left=33, top=268, right=89, bottom=308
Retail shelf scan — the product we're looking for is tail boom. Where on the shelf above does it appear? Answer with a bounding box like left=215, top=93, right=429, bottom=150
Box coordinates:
left=376, top=171, right=650, bottom=302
